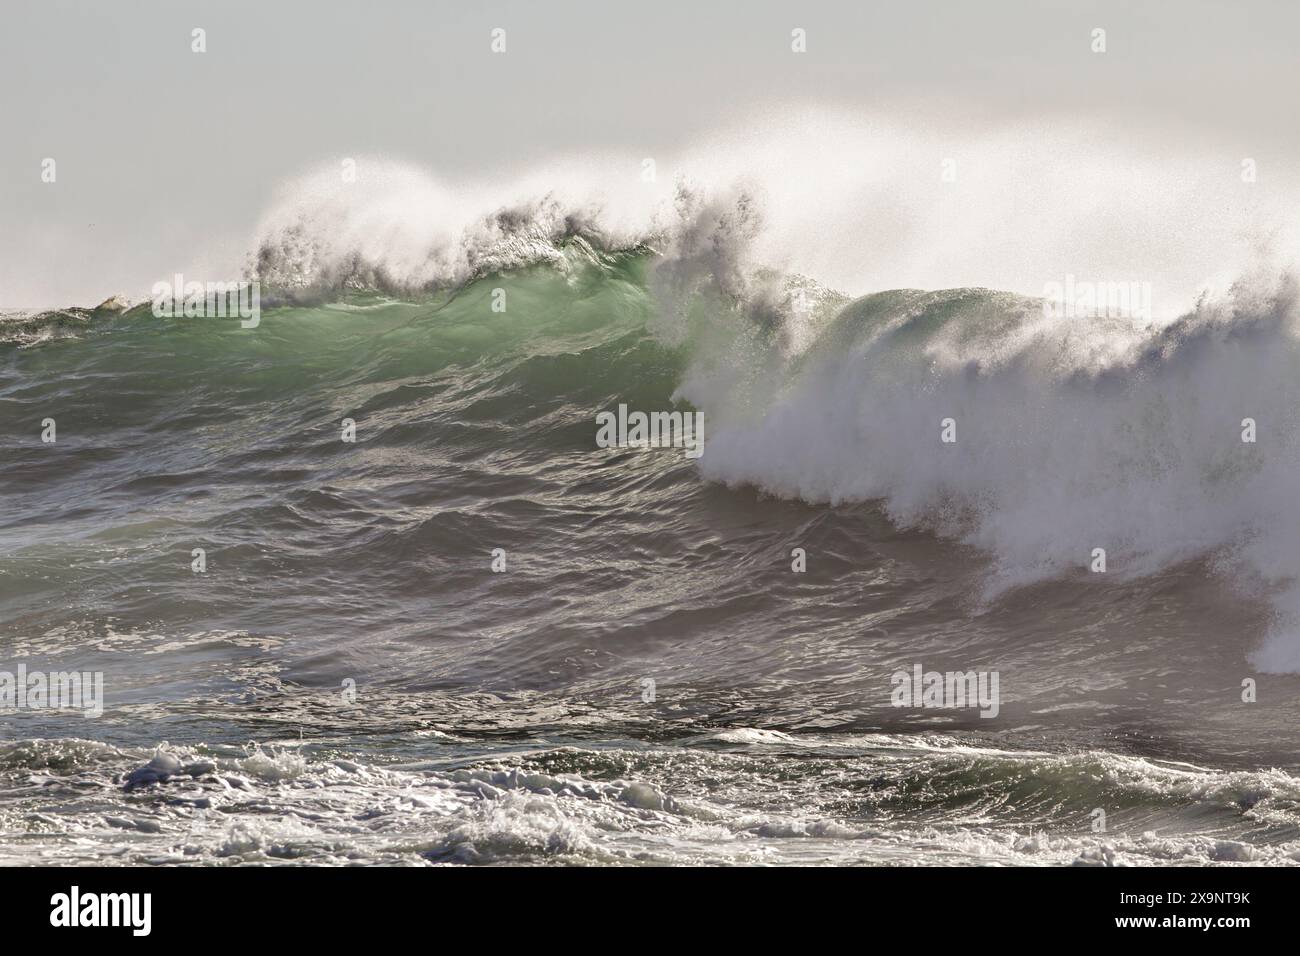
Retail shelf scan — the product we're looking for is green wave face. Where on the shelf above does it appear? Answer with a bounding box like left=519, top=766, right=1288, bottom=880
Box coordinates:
left=0, top=250, right=714, bottom=700
left=5, top=251, right=664, bottom=402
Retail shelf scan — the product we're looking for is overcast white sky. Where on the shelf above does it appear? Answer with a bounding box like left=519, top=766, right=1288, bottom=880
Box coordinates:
left=3, top=0, right=1298, bottom=307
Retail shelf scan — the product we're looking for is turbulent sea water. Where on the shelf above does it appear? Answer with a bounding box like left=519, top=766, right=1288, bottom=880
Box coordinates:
left=4, top=225, right=1300, bottom=865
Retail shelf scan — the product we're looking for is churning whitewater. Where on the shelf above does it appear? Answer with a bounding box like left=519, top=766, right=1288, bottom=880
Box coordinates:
left=3, top=137, right=1300, bottom=865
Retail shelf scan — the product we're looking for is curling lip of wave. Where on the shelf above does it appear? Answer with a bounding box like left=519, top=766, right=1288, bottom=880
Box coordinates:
left=681, top=268, right=1300, bottom=671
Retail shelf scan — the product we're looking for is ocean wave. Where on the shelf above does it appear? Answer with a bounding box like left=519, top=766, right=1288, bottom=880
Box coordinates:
left=217, top=143, right=1300, bottom=676
left=10, top=246, right=1300, bottom=673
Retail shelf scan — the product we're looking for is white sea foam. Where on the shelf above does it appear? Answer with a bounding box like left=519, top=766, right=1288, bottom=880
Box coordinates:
left=681, top=271, right=1300, bottom=670
left=4, top=736, right=1297, bottom=867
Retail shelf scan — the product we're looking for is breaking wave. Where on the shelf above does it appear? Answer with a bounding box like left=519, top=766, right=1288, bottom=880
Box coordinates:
left=236, top=152, right=1300, bottom=672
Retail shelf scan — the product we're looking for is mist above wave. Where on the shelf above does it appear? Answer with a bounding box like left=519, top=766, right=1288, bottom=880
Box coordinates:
left=242, top=112, right=1300, bottom=312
